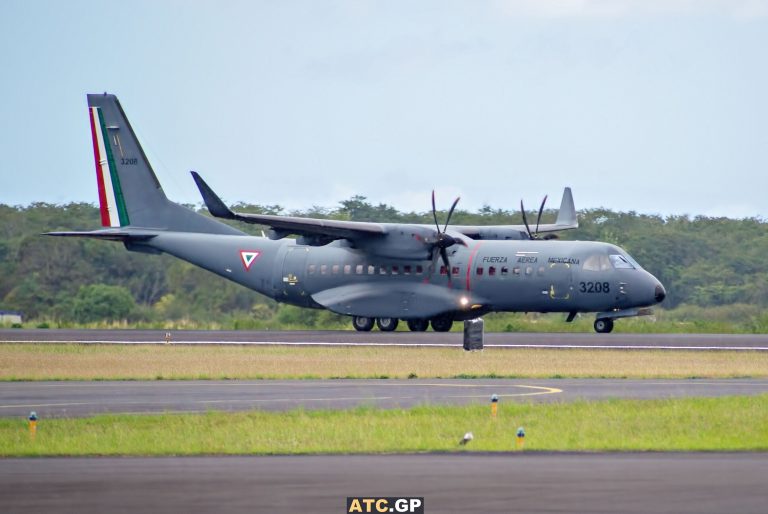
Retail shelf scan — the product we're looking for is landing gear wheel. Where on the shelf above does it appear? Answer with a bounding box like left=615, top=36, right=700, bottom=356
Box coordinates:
left=431, top=316, right=454, bottom=332
left=376, top=317, right=399, bottom=332
left=406, top=319, right=429, bottom=332
left=594, top=318, right=614, bottom=333
left=352, top=316, right=375, bottom=332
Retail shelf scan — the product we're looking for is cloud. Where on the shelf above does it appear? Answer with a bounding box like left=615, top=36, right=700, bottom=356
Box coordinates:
left=494, top=0, right=768, bottom=19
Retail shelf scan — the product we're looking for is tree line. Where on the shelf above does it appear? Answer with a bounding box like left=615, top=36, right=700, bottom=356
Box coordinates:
left=1, top=198, right=767, bottom=327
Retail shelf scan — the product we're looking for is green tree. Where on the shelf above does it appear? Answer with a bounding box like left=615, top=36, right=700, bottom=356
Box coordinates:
left=72, top=284, right=137, bottom=323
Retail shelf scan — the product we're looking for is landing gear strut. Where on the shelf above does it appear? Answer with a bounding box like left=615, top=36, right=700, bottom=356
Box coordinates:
left=593, top=318, right=614, bottom=333
left=352, top=316, right=375, bottom=332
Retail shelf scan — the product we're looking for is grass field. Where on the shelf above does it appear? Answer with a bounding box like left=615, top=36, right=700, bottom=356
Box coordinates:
left=1, top=343, right=767, bottom=380
left=2, top=395, right=766, bottom=456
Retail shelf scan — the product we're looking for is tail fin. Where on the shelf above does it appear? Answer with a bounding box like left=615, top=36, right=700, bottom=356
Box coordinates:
left=86, top=93, right=241, bottom=235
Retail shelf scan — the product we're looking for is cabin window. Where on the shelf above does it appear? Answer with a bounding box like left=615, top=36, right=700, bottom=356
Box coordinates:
left=332, top=264, right=340, bottom=275
left=583, top=254, right=612, bottom=271
left=513, top=267, right=521, bottom=275
left=392, top=265, right=399, bottom=275
left=368, top=265, right=375, bottom=274
left=308, top=264, right=316, bottom=275
left=452, top=266, right=460, bottom=276
left=476, top=267, right=484, bottom=276
left=525, top=266, right=533, bottom=275
left=609, top=254, right=635, bottom=269
left=538, top=266, right=545, bottom=275
left=440, top=266, right=448, bottom=275
left=403, top=265, right=412, bottom=275
left=501, top=267, right=509, bottom=276
left=416, top=265, right=424, bottom=275
left=344, top=264, right=352, bottom=274
left=320, top=264, right=328, bottom=275
left=356, top=264, right=363, bottom=274
left=488, top=266, right=496, bottom=276
left=378, top=265, right=386, bottom=275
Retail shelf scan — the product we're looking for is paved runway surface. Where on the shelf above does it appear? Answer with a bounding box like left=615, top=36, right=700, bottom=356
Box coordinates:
left=2, top=328, right=768, bottom=349
left=2, top=454, right=766, bottom=514
left=3, top=378, right=767, bottom=418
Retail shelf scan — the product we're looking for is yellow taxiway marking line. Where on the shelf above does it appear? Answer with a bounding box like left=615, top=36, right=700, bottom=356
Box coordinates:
left=0, top=385, right=562, bottom=410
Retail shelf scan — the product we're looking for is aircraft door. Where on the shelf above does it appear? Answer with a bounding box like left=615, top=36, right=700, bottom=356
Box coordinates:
left=547, top=262, right=574, bottom=301
left=280, top=246, right=310, bottom=306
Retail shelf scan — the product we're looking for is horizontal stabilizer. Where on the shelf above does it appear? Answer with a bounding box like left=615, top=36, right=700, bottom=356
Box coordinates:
left=44, top=228, right=159, bottom=241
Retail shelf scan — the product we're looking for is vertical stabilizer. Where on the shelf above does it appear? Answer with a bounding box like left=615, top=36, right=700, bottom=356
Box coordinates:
left=86, top=94, right=241, bottom=235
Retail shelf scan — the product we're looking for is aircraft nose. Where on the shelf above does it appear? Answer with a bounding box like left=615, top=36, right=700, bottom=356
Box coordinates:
left=654, top=283, right=666, bottom=303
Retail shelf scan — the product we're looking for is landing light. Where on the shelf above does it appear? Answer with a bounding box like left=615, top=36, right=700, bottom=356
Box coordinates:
left=459, top=297, right=469, bottom=307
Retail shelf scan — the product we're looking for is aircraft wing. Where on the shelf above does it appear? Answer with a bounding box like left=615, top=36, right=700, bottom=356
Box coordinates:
left=452, top=187, right=578, bottom=240
left=191, top=172, right=387, bottom=242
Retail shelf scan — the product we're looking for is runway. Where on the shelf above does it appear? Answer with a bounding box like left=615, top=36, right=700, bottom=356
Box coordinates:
left=2, top=378, right=767, bottom=418
left=1, top=453, right=766, bottom=514
left=2, top=328, right=768, bottom=350
left=3, top=332, right=767, bottom=513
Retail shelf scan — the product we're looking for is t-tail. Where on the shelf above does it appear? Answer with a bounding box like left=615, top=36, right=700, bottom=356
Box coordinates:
left=48, top=94, right=242, bottom=240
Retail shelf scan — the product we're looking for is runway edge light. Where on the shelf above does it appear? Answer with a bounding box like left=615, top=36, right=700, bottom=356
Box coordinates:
left=516, top=427, right=525, bottom=449
left=28, top=411, right=37, bottom=440
left=491, top=394, right=499, bottom=418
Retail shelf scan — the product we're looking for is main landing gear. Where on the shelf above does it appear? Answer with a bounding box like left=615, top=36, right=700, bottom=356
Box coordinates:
left=351, top=316, right=453, bottom=332
left=593, top=318, right=614, bottom=333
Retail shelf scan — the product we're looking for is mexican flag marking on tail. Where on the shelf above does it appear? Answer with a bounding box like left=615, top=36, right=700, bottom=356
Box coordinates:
left=89, top=106, right=129, bottom=227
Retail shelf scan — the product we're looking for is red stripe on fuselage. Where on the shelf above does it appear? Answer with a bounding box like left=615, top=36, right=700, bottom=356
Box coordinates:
left=465, top=241, right=484, bottom=291
left=89, top=108, right=110, bottom=227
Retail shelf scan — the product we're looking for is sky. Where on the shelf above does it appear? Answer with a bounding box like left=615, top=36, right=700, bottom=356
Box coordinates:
left=2, top=0, right=768, bottom=218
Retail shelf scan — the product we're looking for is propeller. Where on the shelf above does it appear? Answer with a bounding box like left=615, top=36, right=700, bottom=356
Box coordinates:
left=430, top=190, right=465, bottom=283
left=520, top=195, right=548, bottom=240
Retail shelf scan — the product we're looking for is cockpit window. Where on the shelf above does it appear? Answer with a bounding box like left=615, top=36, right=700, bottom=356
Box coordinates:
left=583, top=254, right=612, bottom=271
left=609, top=254, right=635, bottom=269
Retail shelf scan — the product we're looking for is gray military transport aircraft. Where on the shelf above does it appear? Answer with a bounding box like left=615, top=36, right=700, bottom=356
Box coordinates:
left=47, top=93, right=666, bottom=333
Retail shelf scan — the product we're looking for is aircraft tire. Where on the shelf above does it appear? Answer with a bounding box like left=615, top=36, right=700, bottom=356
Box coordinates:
left=406, top=319, right=429, bottom=332
left=376, top=317, right=399, bottom=332
left=352, top=316, right=375, bottom=332
left=431, top=316, right=454, bottom=332
left=594, top=318, right=614, bottom=333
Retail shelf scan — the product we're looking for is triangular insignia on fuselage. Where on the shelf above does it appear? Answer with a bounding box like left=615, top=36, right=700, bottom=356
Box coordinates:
left=240, top=250, right=261, bottom=271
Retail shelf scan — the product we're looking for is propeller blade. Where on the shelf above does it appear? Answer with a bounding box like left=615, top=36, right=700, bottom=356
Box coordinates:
left=429, top=248, right=441, bottom=278
left=431, top=190, right=440, bottom=233
left=520, top=200, right=533, bottom=240
left=440, top=247, right=452, bottom=283
left=443, top=196, right=461, bottom=232
left=534, top=195, right=548, bottom=236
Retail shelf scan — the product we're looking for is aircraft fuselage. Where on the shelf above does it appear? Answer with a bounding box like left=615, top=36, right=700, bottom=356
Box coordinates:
left=146, top=232, right=664, bottom=322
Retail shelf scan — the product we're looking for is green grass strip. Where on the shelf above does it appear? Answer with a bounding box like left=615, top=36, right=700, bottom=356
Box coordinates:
left=3, top=395, right=766, bottom=456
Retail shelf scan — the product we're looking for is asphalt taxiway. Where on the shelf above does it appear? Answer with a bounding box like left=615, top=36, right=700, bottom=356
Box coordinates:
left=2, top=378, right=767, bottom=418
left=2, top=328, right=768, bottom=349
left=2, top=454, right=766, bottom=514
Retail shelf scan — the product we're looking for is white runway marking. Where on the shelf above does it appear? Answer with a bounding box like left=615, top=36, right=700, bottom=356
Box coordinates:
left=3, top=340, right=768, bottom=350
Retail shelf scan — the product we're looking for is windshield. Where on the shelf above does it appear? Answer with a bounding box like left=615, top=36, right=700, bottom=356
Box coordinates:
left=609, top=254, right=635, bottom=269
